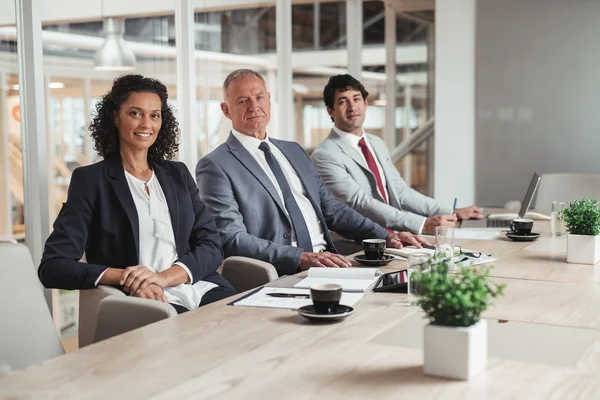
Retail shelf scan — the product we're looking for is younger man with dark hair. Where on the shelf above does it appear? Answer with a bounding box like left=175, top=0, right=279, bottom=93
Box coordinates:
left=311, top=74, right=482, bottom=234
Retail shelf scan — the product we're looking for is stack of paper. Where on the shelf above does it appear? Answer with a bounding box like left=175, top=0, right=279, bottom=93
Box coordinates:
left=232, top=287, right=364, bottom=310
left=386, top=247, right=434, bottom=258
left=453, top=229, right=501, bottom=240
left=293, top=268, right=382, bottom=292
left=387, top=246, right=496, bottom=266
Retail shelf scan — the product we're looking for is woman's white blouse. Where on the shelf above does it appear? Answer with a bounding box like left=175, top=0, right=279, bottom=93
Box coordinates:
left=123, top=171, right=217, bottom=310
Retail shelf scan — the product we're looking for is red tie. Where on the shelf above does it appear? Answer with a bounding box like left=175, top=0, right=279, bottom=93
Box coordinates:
left=358, top=138, right=388, bottom=204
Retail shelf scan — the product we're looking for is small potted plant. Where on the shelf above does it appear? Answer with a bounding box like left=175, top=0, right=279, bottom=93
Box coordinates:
left=412, top=261, right=505, bottom=380
left=560, top=198, right=600, bottom=265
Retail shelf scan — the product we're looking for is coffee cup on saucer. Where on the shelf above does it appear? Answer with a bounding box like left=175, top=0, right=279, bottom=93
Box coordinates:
left=310, top=283, right=342, bottom=314
left=362, top=238, right=386, bottom=260
left=510, top=218, right=534, bottom=235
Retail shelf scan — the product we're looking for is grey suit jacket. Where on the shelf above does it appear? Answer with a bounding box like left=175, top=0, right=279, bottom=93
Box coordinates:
left=195, top=133, right=389, bottom=276
left=311, top=130, right=452, bottom=233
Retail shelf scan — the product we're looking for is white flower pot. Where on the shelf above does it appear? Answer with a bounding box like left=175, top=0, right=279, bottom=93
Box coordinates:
left=423, top=319, right=487, bottom=380
left=566, top=234, right=600, bottom=265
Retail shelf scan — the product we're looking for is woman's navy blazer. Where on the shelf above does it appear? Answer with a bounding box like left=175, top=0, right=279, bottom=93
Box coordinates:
left=39, top=154, right=233, bottom=292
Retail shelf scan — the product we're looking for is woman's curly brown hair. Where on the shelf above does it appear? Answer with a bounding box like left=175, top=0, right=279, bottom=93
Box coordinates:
left=89, top=74, right=180, bottom=162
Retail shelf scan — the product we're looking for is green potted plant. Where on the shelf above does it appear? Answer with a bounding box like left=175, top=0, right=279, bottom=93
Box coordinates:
left=412, top=261, right=505, bottom=380
left=559, top=198, right=600, bottom=264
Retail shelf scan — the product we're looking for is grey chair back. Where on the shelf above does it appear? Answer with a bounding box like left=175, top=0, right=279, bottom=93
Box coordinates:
left=535, top=173, right=600, bottom=214
left=0, top=243, right=64, bottom=371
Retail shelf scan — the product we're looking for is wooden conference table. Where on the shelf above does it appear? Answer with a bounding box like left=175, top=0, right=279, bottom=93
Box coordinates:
left=3, top=221, right=600, bottom=399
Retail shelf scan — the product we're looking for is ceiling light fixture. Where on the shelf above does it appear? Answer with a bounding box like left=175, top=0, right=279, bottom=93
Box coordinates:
left=93, top=17, right=136, bottom=71
left=47, top=82, right=65, bottom=89
left=10, top=82, right=65, bottom=91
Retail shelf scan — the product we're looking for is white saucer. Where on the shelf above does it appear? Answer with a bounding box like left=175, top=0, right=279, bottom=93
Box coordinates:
left=297, top=305, right=354, bottom=322
left=353, top=254, right=395, bottom=266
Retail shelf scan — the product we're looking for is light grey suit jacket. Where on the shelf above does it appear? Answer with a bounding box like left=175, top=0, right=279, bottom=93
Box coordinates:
left=195, top=133, right=389, bottom=276
left=311, top=130, right=452, bottom=233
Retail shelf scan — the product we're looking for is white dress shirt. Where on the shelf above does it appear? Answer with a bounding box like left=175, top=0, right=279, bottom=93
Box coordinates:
left=231, top=130, right=328, bottom=252
left=332, top=127, right=426, bottom=234
left=333, top=127, right=389, bottom=202
left=95, top=171, right=217, bottom=310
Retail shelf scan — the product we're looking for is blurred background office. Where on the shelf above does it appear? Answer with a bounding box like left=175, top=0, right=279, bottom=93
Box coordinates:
left=1, top=0, right=599, bottom=348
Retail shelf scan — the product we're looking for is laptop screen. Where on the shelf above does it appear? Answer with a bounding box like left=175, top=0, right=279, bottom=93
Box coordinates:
left=518, top=173, right=541, bottom=218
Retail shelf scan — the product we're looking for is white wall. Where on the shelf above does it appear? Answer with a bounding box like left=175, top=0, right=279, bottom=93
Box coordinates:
left=476, top=0, right=600, bottom=207
left=434, top=0, right=476, bottom=208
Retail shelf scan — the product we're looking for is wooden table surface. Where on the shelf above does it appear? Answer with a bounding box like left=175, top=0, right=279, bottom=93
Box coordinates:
left=3, top=220, right=600, bottom=399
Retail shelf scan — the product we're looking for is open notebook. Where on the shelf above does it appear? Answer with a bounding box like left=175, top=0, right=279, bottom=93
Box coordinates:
left=294, top=268, right=382, bottom=292
left=386, top=247, right=435, bottom=259
left=231, top=287, right=364, bottom=310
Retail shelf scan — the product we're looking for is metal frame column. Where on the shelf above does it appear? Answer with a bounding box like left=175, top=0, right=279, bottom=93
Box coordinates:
left=44, top=74, right=54, bottom=223
left=266, top=70, right=278, bottom=135
left=0, top=71, right=10, bottom=238
left=384, top=4, right=396, bottom=149
left=15, top=0, right=50, bottom=270
left=83, top=76, right=93, bottom=165
left=402, top=83, right=412, bottom=186
left=276, top=0, right=293, bottom=141
left=175, top=0, right=198, bottom=172
left=313, top=2, right=320, bottom=50
left=426, top=24, right=435, bottom=197
left=346, top=0, right=363, bottom=79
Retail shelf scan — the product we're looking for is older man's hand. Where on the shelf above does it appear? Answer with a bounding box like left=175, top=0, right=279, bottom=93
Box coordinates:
left=298, top=251, right=352, bottom=271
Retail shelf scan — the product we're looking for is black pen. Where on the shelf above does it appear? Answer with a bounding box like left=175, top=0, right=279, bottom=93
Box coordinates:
left=266, top=293, right=310, bottom=299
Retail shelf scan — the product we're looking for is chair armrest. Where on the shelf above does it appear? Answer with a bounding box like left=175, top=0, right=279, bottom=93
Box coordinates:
left=221, top=256, right=279, bottom=292
left=78, top=285, right=125, bottom=348
left=95, top=285, right=125, bottom=296
left=93, top=296, right=177, bottom=343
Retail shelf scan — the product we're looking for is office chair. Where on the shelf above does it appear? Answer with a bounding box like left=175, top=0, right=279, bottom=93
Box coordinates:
left=535, top=173, right=600, bottom=214
left=0, top=243, right=64, bottom=371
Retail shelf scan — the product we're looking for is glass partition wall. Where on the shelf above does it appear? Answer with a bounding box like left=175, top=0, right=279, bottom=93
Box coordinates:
left=2, top=0, right=435, bottom=347
left=0, top=32, right=20, bottom=241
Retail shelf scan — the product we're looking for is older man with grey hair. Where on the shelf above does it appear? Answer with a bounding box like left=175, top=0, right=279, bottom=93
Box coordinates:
left=195, top=68, right=428, bottom=276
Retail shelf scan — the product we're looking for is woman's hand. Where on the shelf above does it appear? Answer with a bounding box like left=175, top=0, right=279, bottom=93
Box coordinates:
left=131, top=283, right=168, bottom=303
left=120, top=265, right=167, bottom=295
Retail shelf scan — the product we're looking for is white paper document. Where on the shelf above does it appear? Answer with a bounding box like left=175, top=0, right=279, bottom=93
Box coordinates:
left=455, top=254, right=496, bottom=267
left=453, top=229, right=501, bottom=240
left=524, top=236, right=566, bottom=254
left=386, top=247, right=435, bottom=258
left=387, top=247, right=496, bottom=266
left=233, top=287, right=364, bottom=310
left=293, top=268, right=382, bottom=292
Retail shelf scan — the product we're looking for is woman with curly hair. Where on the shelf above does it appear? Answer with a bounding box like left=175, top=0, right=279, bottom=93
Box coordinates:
left=39, top=74, right=235, bottom=313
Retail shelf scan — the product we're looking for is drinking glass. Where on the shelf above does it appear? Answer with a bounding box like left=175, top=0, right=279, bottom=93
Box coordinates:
left=551, top=202, right=566, bottom=236
left=406, top=252, right=432, bottom=306
left=434, top=226, right=455, bottom=267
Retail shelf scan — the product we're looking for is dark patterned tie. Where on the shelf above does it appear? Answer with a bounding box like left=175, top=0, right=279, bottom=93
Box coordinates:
left=358, top=138, right=388, bottom=204
left=258, top=142, right=313, bottom=251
